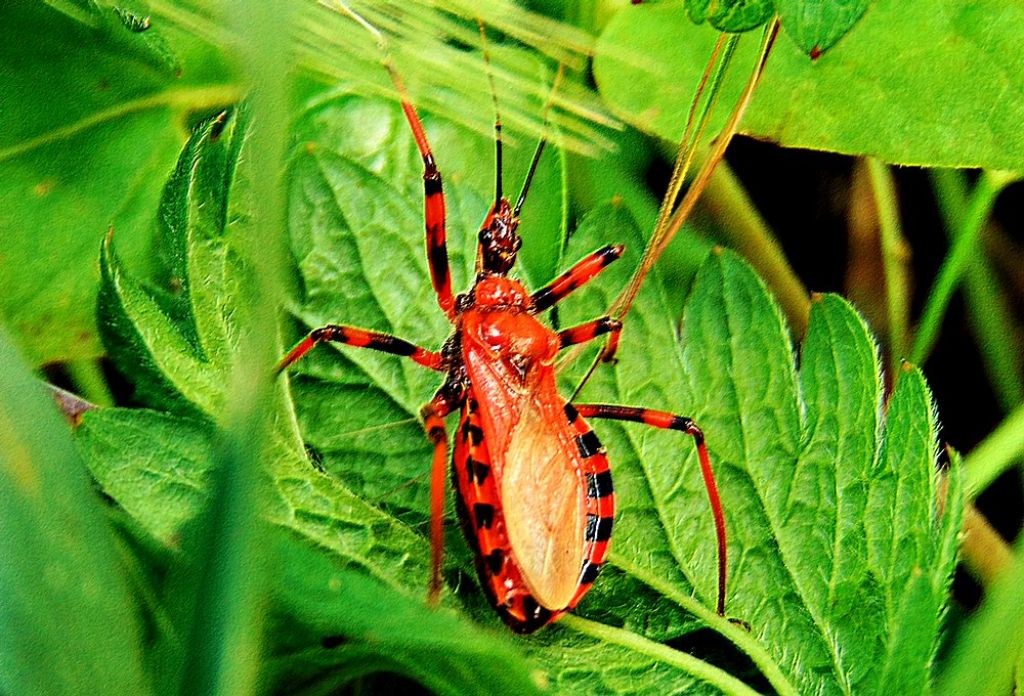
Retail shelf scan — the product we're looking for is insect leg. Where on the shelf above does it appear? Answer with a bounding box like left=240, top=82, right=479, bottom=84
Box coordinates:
left=512, top=62, right=565, bottom=220
left=556, top=317, right=622, bottom=353
left=276, top=324, right=442, bottom=374
left=573, top=404, right=727, bottom=616
left=385, top=67, right=455, bottom=319
left=421, top=393, right=456, bottom=604
left=530, top=244, right=624, bottom=313
left=321, top=3, right=454, bottom=318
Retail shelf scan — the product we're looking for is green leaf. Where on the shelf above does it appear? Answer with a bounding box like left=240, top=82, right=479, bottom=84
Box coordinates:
left=0, top=330, right=149, bottom=694
left=775, top=0, right=872, bottom=54
left=554, top=204, right=960, bottom=693
left=98, top=108, right=246, bottom=415
left=76, top=408, right=215, bottom=545
left=0, top=1, right=238, bottom=366
left=595, top=1, right=1024, bottom=171
left=267, top=534, right=542, bottom=696
left=685, top=0, right=774, bottom=33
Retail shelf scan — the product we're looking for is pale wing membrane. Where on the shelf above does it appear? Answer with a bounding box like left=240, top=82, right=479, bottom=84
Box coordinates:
left=501, top=393, right=586, bottom=610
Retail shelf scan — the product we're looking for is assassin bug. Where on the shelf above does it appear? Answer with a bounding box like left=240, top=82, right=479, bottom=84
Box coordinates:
left=277, top=15, right=727, bottom=633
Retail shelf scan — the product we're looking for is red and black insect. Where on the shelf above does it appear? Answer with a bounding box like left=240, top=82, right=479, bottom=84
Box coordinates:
left=277, top=49, right=727, bottom=633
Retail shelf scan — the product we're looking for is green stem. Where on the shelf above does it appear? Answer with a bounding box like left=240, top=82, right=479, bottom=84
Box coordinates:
left=0, top=85, right=243, bottom=161
left=865, top=159, right=910, bottom=372
left=177, top=1, right=292, bottom=693
left=561, top=615, right=763, bottom=696
left=704, top=162, right=810, bottom=338
left=964, top=403, right=1024, bottom=499
left=931, top=169, right=1024, bottom=410
left=613, top=555, right=798, bottom=696
left=937, top=538, right=1024, bottom=696
left=909, top=170, right=1017, bottom=365
left=65, top=359, right=113, bottom=407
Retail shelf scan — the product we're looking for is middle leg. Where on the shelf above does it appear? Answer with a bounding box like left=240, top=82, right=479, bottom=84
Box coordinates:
left=556, top=317, right=622, bottom=353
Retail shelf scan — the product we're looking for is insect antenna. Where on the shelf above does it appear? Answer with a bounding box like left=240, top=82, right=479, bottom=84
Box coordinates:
left=477, top=19, right=503, bottom=208
left=513, top=63, right=565, bottom=219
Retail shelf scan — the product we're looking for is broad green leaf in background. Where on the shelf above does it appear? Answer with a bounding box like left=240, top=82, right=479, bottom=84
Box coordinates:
left=0, top=331, right=149, bottom=695
left=595, top=1, right=1024, bottom=171
left=0, top=1, right=239, bottom=365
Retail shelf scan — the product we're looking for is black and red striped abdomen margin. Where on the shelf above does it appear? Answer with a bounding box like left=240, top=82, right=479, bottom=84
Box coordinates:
left=452, top=393, right=615, bottom=633
left=564, top=401, right=615, bottom=610
left=453, top=394, right=548, bottom=632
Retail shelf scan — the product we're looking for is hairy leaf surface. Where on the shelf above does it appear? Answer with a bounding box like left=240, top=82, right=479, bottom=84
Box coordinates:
left=554, top=204, right=962, bottom=694
left=0, top=1, right=238, bottom=364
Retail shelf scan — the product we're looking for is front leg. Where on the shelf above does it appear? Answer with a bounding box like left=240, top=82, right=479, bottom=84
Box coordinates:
left=276, top=324, right=443, bottom=374
left=530, top=244, right=623, bottom=313
left=382, top=64, right=456, bottom=320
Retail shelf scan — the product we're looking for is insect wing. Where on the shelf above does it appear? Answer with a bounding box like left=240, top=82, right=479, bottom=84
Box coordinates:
left=463, top=346, right=589, bottom=611
left=501, top=388, right=587, bottom=610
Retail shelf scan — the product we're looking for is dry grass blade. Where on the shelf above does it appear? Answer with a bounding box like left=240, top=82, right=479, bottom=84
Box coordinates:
left=149, top=0, right=621, bottom=156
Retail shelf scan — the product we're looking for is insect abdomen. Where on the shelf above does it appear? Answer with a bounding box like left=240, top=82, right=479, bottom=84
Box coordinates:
left=452, top=393, right=615, bottom=633
left=453, top=394, right=555, bottom=632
